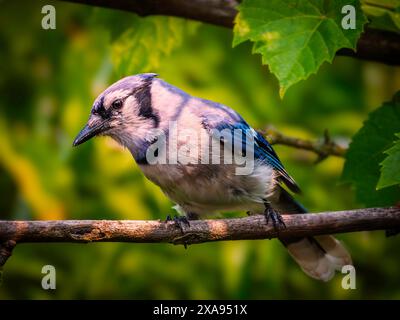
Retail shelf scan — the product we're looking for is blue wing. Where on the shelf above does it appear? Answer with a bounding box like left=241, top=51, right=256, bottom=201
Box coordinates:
left=202, top=116, right=300, bottom=194
left=251, top=128, right=300, bottom=193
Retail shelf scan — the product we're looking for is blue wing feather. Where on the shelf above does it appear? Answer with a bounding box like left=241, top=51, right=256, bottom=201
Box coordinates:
left=202, top=117, right=300, bottom=193
left=252, top=129, right=300, bottom=193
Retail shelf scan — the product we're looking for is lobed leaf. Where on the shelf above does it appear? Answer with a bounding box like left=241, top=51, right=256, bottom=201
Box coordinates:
left=377, top=133, right=400, bottom=189
left=233, top=0, right=367, bottom=96
left=342, top=92, right=400, bottom=206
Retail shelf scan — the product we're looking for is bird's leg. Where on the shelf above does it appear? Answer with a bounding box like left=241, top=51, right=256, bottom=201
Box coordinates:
left=165, top=215, right=190, bottom=232
left=167, top=205, right=198, bottom=231
left=263, top=200, right=286, bottom=231
left=165, top=212, right=199, bottom=249
left=166, top=215, right=189, bottom=248
left=169, top=213, right=198, bottom=249
left=173, top=216, right=191, bottom=233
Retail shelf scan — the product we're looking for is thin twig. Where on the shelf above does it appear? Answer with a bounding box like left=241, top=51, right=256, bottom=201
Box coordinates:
left=0, top=240, right=17, bottom=268
left=263, top=127, right=347, bottom=162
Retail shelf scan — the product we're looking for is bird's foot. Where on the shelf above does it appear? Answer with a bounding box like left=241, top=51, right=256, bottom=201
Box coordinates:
left=165, top=215, right=191, bottom=233
left=165, top=215, right=191, bottom=249
left=264, top=207, right=286, bottom=231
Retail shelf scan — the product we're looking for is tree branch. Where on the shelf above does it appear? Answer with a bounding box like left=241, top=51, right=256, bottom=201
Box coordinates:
left=0, top=240, right=16, bottom=268
left=59, top=0, right=400, bottom=65
left=263, top=127, right=347, bottom=162
left=1, top=207, right=399, bottom=267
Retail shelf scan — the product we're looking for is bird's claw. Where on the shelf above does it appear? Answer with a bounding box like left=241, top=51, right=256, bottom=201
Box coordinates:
left=165, top=215, right=191, bottom=248
left=264, top=207, right=286, bottom=231
left=165, top=215, right=190, bottom=233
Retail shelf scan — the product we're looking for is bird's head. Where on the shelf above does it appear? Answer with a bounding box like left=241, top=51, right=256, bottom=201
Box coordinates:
left=73, top=73, right=160, bottom=149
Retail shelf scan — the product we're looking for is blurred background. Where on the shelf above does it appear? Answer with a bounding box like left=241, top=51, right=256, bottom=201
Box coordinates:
left=0, top=0, right=400, bottom=299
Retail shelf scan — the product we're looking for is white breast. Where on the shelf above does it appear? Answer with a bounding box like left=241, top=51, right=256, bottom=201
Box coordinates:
left=140, top=161, right=276, bottom=215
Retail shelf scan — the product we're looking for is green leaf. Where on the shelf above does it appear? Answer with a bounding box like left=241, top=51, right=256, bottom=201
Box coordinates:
left=362, top=0, right=400, bottom=34
left=377, top=133, right=400, bottom=189
left=233, top=0, right=367, bottom=97
left=111, top=16, right=197, bottom=76
left=342, top=92, right=400, bottom=206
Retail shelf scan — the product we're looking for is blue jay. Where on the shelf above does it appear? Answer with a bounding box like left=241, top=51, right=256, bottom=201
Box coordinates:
left=73, top=73, right=352, bottom=281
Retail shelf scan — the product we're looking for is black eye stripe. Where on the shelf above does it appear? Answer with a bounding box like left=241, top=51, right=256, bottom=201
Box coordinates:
left=92, top=96, right=127, bottom=119
left=133, top=80, right=160, bottom=128
left=91, top=79, right=158, bottom=124
left=97, top=106, right=111, bottom=118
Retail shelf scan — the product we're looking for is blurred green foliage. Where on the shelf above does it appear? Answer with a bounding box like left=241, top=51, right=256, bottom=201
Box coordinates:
left=361, top=0, right=400, bottom=33
left=0, top=0, right=400, bottom=299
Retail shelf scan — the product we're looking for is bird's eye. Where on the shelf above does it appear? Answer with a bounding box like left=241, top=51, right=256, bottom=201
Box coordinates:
left=112, top=99, right=123, bottom=109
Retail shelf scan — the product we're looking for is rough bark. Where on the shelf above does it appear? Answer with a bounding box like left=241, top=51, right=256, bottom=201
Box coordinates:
left=1, top=207, right=399, bottom=245
left=2, top=207, right=399, bottom=267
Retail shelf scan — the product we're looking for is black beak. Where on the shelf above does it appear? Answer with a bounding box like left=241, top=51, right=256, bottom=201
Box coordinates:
left=73, top=120, right=109, bottom=147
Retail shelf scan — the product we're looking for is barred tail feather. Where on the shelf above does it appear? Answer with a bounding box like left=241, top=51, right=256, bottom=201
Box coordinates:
left=286, top=236, right=352, bottom=281
left=276, top=187, right=352, bottom=281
